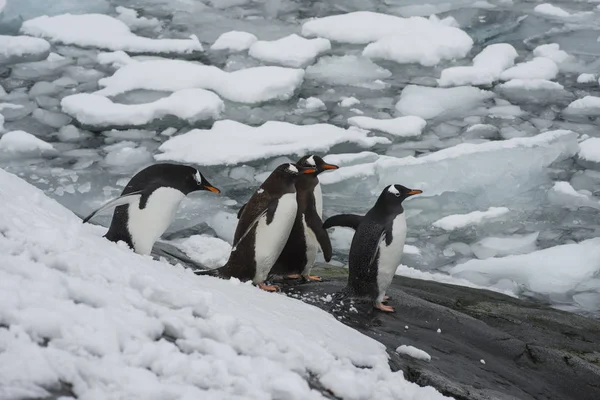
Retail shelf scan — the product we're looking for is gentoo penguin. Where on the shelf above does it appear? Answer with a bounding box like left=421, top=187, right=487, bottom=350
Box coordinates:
left=83, top=163, right=220, bottom=255
left=268, top=155, right=339, bottom=281
left=323, top=184, right=422, bottom=312
left=200, top=163, right=315, bottom=291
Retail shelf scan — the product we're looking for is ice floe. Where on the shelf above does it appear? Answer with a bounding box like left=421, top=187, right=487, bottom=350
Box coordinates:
left=534, top=4, right=571, bottom=18
left=248, top=34, right=331, bottom=68
left=0, top=35, right=50, bottom=64
left=211, top=30, right=258, bottom=51
left=305, top=55, right=391, bottom=87
left=432, top=207, right=510, bottom=231
left=499, top=57, right=559, bottom=81
left=348, top=116, right=426, bottom=138
left=578, top=137, right=600, bottom=162
left=0, top=130, right=54, bottom=154
left=564, top=96, right=600, bottom=116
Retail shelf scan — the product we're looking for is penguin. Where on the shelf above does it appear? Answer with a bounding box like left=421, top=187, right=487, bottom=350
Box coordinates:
left=323, top=184, right=422, bottom=312
left=268, top=155, right=339, bottom=281
left=83, top=163, right=220, bottom=255
left=199, top=163, right=315, bottom=291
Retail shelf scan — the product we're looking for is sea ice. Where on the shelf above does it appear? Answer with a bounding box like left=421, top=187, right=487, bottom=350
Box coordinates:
left=0, top=130, right=54, bottom=154
left=396, top=85, right=494, bottom=119
left=0, top=0, right=110, bottom=23
left=432, top=207, right=510, bottom=231
left=348, top=115, right=426, bottom=138
left=61, top=89, right=224, bottom=127
left=297, top=97, right=326, bottom=111
left=396, top=345, right=431, bottom=362
left=104, top=144, right=152, bottom=167
left=471, top=232, right=539, bottom=259
left=97, top=50, right=135, bottom=68
left=0, top=35, right=50, bottom=64
left=174, top=235, right=231, bottom=269
left=249, top=34, right=331, bottom=68
left=577, top=73, right=596, bottom=83
left=564, top=96, right=600, bottom=117
left=21, top=14, right=202, bottom=54
left=211, top=30, right=258, bottom=51
left=532, top=43, right=572, bottom=65
left=339, top=97, right=360, bottom=107
left=115, top=6, right=161, bottom=30
left=438, top=43, right=518, bottom=87
left=156, top=120, right=389, bottom=166
left=499, top=57, right=559, bottom=81
left=497, top=79, right=564, bottom=91
left=302, top=11, right=473, bottom=66
left=534, top=4, right=571, bottom=18
left=32, top=109, right=72, bottom=128
left=305, top=55, right=391, bottom=87
left=578, top=137, right=600, bottom=162
left=96, top=59, right=305, bottom=104
left=548, top=181, right=599, bottom=209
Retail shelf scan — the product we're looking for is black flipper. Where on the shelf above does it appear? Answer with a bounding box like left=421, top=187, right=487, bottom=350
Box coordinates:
left=306, top=211, right=333, bottom=262
left=323, top=214, right=363, bottom=230
left=82, top=190, right=144, bottom=223
left=237, top=203, right=247, bottom=219
left=231, top=199, right=278, bottom=251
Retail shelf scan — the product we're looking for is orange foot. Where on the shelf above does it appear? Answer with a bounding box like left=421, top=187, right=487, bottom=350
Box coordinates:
left=303, top=275, right=322, bottom=282
left=286, top=274, right=302, bottom=279
left=375, top=303, right=395, bottom=313
left=383, top=295, right=390, bottom=302
left=258, top=282, right=280, bottom=292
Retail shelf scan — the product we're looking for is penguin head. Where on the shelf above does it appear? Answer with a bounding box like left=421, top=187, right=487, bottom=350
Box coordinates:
left=381, top=184, right=422, bottom=207
left=297, top=155, right=339, bottom=175
left=274, top=163, right=317, bottom=181
left=188, top=168, right=221, bottom=195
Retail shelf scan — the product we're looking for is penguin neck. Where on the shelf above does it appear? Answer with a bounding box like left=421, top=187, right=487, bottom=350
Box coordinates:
left=370, top=196, right=405, bottom=221
left=262, top=173, right=297, bottom=196
left=295, top=175, right=317, bottom=213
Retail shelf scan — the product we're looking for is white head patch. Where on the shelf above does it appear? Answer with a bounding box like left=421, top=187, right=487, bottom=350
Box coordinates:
left=194, top=170, right=202, bottom=184
left=388, top=185, right=400, bottom=195
left=287, top=164, right=298, bottom=174
left=306, top=155, right=316, bottom=166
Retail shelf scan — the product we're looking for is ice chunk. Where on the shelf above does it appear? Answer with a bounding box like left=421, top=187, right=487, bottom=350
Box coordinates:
left=104, top=145, right=152, bottom=167
left=0, top=130, right=53, bottom=154
left=115, top=6, right=161, bottom=30
left=28, top=81, right=60, bottom=97
left=471, top=232, right=539, bottom=260
left=577, top=73, right=596, bottom=83
left=249, top=34, right=330, bottom=68
left=305, top=55, right=391, bottom=87
left=156, top=120, right=389, bottom=166
left=174, top=235, right=231, bottom=269
left=534, top=4, right=571, bottom=18
left=0, top=35, right=50, bottom=64
left=21, top=14, right=202, bottom=54
left=211, top=30, right=258, bottom=52
left=497, top=79, right=564, bottom=91
left=32, top=109, right=72, bottom=128
left=297, top=97, right=326, bottom=111
left=548, top=181, right=599, bottom=209
left=302, top=11, right=473, bottom=67
left=578, top=137, right=600, bottom=162
left=532, top=43, right=572, bottom=64
left=564, top=96, right=600, bottom=117
left=0, top=0, right=109, bottom=23
left=339, top=97, right=360, bottom=107
left=10, top=52, right=74, bottom=80
left=438, top=43, right=518, bottom=87
left=61, top=89, right=224, bottom=128
left=96, top=59, right=305, bottom=104
left=396, top=345, right=431, bottom=362
left=348, top=115, right=426, bottom=138
left=432, top=207, right=510, bottom=231
left=499, top=57, right=558, bottom=81
left=396, top=85, right=494, bottom=119
left=97, top=51, right=135, bottom=68
left=451, top=238, right=600, bottom=296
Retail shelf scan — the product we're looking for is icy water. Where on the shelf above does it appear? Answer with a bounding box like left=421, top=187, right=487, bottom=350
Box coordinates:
left=1, top=0, right=600, bottom=317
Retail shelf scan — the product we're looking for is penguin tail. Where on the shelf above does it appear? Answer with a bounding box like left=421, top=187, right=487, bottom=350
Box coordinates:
left=323, top=214, right=363, bottom=230
left=194, top=264, right=226, bottom=277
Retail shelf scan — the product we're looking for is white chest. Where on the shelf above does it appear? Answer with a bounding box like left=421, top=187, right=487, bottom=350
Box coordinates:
left=254, top=192, right=297, bottom=283
left=313, top=182, right=323, bottom=219
left=128, top=187, right=185, bottom=255
left=301, top=215, right=318, bottom=273
left=376, top=213, right=408, bottom=301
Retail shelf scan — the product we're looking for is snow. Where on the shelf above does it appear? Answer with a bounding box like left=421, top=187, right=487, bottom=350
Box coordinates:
left=348, top=116, right=426, bottom=138
left=61, top=89, right=224, bottom=127
left=21, top=14, right=202, bottom=54
left=249, top=34, right=331, bottom=68
left=565, top=96, right=600, bottom=116
left=438, top=43, right=518, bottom=87
left=499, top=57, right=559, bottom=81
left=302, top=11, right=473, bottom=67
left=211, top=30, right=258, bottom=51
left=173, top=235, right=231, bottom=269
left=450, top=238, right=600, bottom=296
left=97, top=50, right=135, bottom=68
left=577, top=73, right=596, bottom=83
left=0, top=35, right=50, bottom=64
left=552, top=181, right=588, bottom=199
left=533, top=43, right=571, bottom=64
left=497, top=79, right=564, bottom=90
left=156, top=120, right=389, bottom=166
left=115, top=6, right=161, bottom=30
left=396, top=85, right=494, bottom=119
left=96, top=59, right=305, bottom=104
left=0, top=169, right=451, bottom=400
left=471, top=232, right=539, bottom=260
left=305, top=55, right=391, bottom=87
left=534, top=4, right=571, bottom=18
left=396, top=345, right=431, bottom=362
left=578, top=137, right=600, bottom=162
left=0, top=130, right=54, bottom=154
left=432, top=207, right=510, bottom=231
left=298, top=97, right=326, bottom=111
left=340, top=97, right=360, bottom=107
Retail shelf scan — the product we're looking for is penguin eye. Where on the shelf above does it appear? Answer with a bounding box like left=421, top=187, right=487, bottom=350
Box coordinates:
left=394, top=192, right=401, bottom=197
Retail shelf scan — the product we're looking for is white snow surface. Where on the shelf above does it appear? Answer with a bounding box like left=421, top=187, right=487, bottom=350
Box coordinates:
left=534, top=4, right=571, bottom=17
left=0, top=35, right=50, bottom=59
left=96, top=59, right=305, bottom=104
left=211, top=30, right=258, bottom=51
left=396, top=345, right=431, bottom=362
left=0, top=131, right=54, bottom=154
left=305, top=55, right=391, bottom=87
left=471, top=232, right=539, bottom=260
left=21, top=14, right=202, bottom=54
left=61, top=89, right=224, bottom=127
left=565, top=96, right=600, bottom=116
left=532, top=43, right=571, bottom=64
left=156, top=120, right=390, bottom=166
left=348, top=115, right=426, bottom=137
left=438, top=43, right=518, bottom=87
left=249, top=34, right=331, bottom=68
left=432, top=207, right=510, bottom=231
left=115, top=6, right=161, bottom=30
left=173, top=235, right=231, bottom=269
left=498, top=79, right=564, bottom=91
left=577, top=73, right=596, bottom=83
left=499, top=57, right=559, bottom=81
left=578, top=137, right=600, bottom=162
left=302, top=11, right=473, bottom=67
left=0, top=169, right=450, bottom=400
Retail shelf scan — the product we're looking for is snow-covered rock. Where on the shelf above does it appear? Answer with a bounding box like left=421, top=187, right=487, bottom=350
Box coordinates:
left=249, top=34, right=331, bottom=68
left=0, top=35, right=51, bottom=64
left=348, top=116, right=426, bottom=138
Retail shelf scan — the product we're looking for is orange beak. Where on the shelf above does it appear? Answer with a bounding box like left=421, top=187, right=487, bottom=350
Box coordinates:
left=408, top=189, right=423, bottom=195
left=321, top=163, right=339, bottom=170
left=203, top=185, right=221, bottom=194
left=302, top=168, right=317, bottom=174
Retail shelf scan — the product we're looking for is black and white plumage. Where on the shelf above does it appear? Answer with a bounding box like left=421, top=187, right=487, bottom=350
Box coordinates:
left=323, top=184, right=422, bottom=312
left=83, top=163, right=220, bottom=255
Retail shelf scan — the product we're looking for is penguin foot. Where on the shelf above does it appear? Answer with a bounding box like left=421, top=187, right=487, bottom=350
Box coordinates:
left=375, top=303, right=395, bottom=313
left=383, top=295, right=390, bottom=302
left=285, top=274, right=302, bottom=279
left=303, top=275, right=322, bottom=282
left=258, top=282, right=280, bottom=292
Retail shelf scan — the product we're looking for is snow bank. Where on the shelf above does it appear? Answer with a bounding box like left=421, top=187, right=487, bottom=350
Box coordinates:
left=61, top=89, right=224, bottom=127
left=500, top=57, right=558, bottom=81
left=0, top=169, right=451, bottom=400
left=450, top=238, right=600, bottom=296
left=396, top=345, right=431, bottom=362
left=396, top=85, right=494, bottom=119
left=156, top=120, right=390, bottom=166
left=534, top=4, right=571, bottom=17
left=96, top=59, right=304, bottom=104
left=578, top=137, right=600, bottom=162
left=438, top=43, right=518, bottom=87
left=249, top=34, right=331, bottom=68
left=348, top=115, right=426, bottom=138
left=0, top=130, right=54, bottom=154
left=432, top=207, right=510, bottom=231
left=21, top=14, right=202, bottom=54
left=0, top=35, right=50, bottom=64
left=302, top=11, right=473, bottom=67
left=211, top=30, right=258, bottom=51
left=565, top=96, right=600, bottom=116
left=173, top=235, right=231, bottom=269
